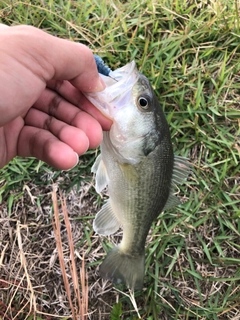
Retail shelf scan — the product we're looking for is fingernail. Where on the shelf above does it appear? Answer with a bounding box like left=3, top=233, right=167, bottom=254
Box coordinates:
left=66, top=152, right=79, bottom=171
left=95, top=76, right=106, bottom=92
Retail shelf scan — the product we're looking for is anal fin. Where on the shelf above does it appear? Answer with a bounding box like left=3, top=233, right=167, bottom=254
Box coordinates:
left=93, top=200, right=121, bottom=236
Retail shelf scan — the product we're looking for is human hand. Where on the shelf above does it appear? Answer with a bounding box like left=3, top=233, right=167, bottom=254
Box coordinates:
left=0, top=24, right=112, bottom=170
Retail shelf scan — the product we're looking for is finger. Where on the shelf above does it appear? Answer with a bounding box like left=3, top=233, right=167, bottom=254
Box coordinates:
left=25, top=107, right=103, bottom=150
left=0, top=24, right=9, bottom=29
left=0, top=25, right=107, bottom=127
left=31, top=89, right=105, bottom=147
left=7, top=25, right=105, bottom=92
left=17, top=126, right=80, bottom=170
left=0, top=117, right=24, bottom=168
left=46, top=80, right=113, bottom=130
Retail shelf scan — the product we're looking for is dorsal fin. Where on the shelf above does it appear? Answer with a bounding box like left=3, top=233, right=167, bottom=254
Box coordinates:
left=172, top=155, right=191, bottom=185
left=163, top=155, right=191, bottom=211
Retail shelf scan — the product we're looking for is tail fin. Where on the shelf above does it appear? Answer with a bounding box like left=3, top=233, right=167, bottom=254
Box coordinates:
left=99, top=246, right=145, bottom=290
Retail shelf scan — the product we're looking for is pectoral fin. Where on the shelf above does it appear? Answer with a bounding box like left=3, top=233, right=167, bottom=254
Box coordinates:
left=91, top=154, right=108, bottom=193
left=93, top=200, right=121, bottom=236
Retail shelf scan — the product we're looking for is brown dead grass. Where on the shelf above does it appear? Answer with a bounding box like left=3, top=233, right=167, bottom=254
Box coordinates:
left=0, top=168, right=126, bottom=320
left=52, top=188, right=88, bottom=319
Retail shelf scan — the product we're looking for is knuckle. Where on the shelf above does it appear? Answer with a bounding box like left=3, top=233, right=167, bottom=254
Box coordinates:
left=52, top=80, right=64, bottom=92
left=28, top=130, right=42, bottom=157
left=44, top=116, right=55, bottom=130
left=49, top=93, right=62, bottom=116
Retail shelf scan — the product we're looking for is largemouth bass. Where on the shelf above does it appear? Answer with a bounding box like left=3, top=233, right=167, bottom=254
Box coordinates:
left=85, top=60, right=190, bottom=290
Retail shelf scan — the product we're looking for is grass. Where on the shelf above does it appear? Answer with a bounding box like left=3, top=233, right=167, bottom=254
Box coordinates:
left=0, top=0, right=240, bottom=319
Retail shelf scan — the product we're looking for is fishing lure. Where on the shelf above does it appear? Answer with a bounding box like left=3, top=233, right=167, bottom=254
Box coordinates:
left=94, top=54, right=112, bottom=76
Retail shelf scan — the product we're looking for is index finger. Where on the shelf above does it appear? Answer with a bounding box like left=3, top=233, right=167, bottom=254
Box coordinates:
left=4, top=25, right=105, bottom=93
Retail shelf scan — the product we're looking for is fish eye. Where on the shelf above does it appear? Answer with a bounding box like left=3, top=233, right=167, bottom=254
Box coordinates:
left=137, top=96, right=150, bottom=110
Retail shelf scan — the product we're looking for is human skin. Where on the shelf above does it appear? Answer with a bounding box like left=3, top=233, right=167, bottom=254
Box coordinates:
left=0, top=24, right=112, bottom=170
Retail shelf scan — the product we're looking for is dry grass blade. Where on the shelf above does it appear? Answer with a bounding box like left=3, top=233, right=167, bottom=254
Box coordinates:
left=61, top=195, right=81, bottom=313
left=80, top=254, right=88, bottom=319
left=6, top=222, right=37, bottom=320
left=0, top=241, right=8, bottom=266
left=115, top=288, right=141, bottom=319
left=52, top=189, right=88, bottom=320
left=52, top=190, right=75, bottom=317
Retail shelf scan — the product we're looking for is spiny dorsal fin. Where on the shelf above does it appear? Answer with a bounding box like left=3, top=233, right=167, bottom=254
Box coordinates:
left=163, top=193, right=181, bottom=211
left=172, top=155, right=191, bottom=185
left=93, top=200, right=121, bottom=236
left=91, top=154, right=108, bottom=194
left=163, top=155, right=191, bottom=211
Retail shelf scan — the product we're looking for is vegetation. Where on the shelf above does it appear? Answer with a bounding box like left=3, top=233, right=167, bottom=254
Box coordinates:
left=0, top=0, right=239, bottom=319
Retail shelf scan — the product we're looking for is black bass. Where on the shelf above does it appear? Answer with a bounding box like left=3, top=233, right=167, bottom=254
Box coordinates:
left=85, top=60, right=190, bottom=290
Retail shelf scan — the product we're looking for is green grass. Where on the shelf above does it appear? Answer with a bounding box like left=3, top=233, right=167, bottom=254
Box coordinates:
left=0, top=0, right=240, bottom=319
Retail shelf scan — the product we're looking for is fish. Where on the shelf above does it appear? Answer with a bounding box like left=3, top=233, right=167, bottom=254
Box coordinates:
left=84, top=59, right=190, bottom=290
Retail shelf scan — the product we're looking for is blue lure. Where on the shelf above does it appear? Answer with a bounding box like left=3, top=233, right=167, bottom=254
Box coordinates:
left=94, top=54, right=112, bottom=76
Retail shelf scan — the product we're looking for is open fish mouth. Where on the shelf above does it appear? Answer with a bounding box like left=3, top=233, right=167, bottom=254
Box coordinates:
left=84, top=61, right=139, bottom=119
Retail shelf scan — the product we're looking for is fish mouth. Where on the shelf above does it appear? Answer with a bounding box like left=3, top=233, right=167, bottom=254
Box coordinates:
left=84, top=61, right=140, bottom=119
